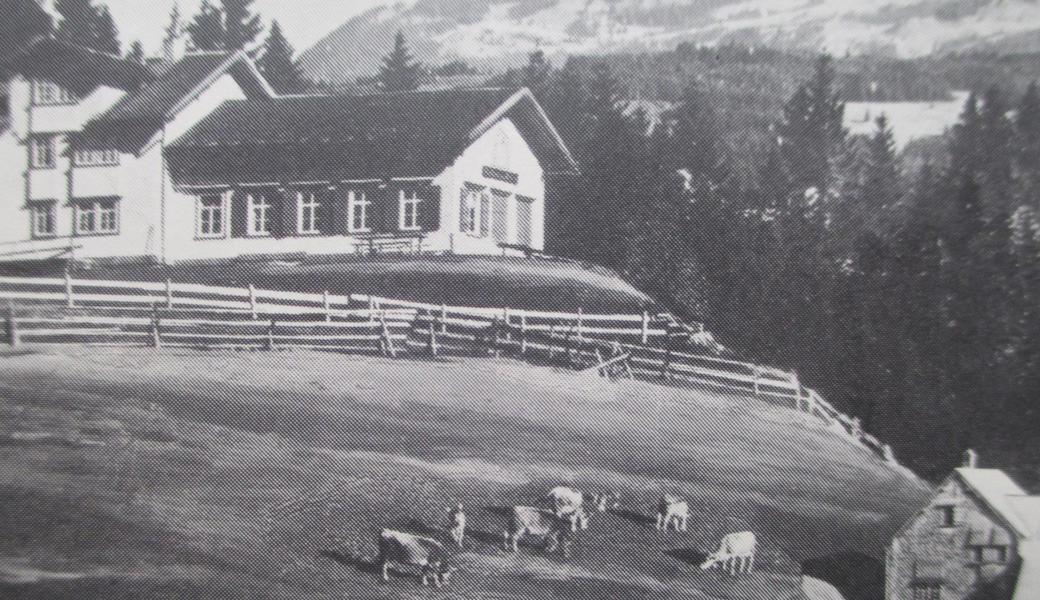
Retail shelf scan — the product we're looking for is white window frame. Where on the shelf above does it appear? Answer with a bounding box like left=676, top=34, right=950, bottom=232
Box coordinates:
left=460, top=186, right=481, bottom=235
left=348, top=190, right=370, bottom=233
left=196, top=193, right=227, bottom=239
left=297, top=191, right=321, bottom=235
left=74, top=148, right=120, bottom=167
left=75, top=199, right=119, bottom=236
left=30, top=202, right=56, bottom=238
left=247, top=193, right=272, bottom=237
left=399, top=189, right=421, bottom=231
left=33, top=80, right=76, bottom=106
left=30, top=135, right=57, bottom=169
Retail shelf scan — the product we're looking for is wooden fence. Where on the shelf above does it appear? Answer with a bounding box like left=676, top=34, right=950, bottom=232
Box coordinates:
left=0, top=274, right=895, bottom=465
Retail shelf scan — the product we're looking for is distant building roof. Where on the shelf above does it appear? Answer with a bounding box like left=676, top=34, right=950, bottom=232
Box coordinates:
left=844, top=91, right=970, bottom=152
left=955, top=468, right=1030, bottom=538
left=3, top=37, right=151, bottom=96
left=72, top=51, right=272, bottom=153
left=165, top=87, right=578, bottom=187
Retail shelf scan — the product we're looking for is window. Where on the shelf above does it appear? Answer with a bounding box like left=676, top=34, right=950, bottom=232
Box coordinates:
left=479, top=190, right=490, bottom=237
left=33, top=80, right=76, bottom=106
left=74, top=149, right=120, bottom=167
left=348, top=190, right=370, bottom=232
left=247, top=193, right=272, bottom=236
left=517, top=196, right=534, bottom=247
left=75, top=199, right=118, bottom=235
left=197, top=194, right=225, bottom=238
left=939, top=506, right=956, bottom=528
left=996, top=546, right=1008, bottom=563
left=30, top=202, right=56, bottom=238
left=460, top=186, right=480, bottom=234
left=911, top=582, right=941, bottom=600
left=29, top=135, right=57, bottom=169
left=399, top=190, right=421, bottom=231
left=297, top=191, right=320, bottom=235
left=972, top=547, right=984, bottom=564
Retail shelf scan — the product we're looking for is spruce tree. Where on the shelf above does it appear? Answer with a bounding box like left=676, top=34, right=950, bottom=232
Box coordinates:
left=378, top=31, right=423, bottom=92
left=257, top=21, right=304, bottom=94
left=1014, top=83, right=1040, bottom=206
left=977, top=86, right=1014, bottom=213
left=221, top=0, right=262, bottom=50
left=1, top=0, right=52, bottom=64
left=862, top=114, right=901, bottom=226
left=93, top=5, right=120, bottom=55
left=162, top=2, right=184, bottom=61
left=187, top=0, right=226, bottom=51
left=126, top=40, right=145, bottom=64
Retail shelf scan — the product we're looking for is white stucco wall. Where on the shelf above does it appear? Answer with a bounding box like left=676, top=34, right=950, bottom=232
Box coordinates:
left=6, top=76, right=126, bottom=138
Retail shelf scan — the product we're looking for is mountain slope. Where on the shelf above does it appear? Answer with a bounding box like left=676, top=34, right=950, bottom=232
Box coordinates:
left=0, top=347, right=930, bottom=599
left=300, top=0, right=1040, bottom=84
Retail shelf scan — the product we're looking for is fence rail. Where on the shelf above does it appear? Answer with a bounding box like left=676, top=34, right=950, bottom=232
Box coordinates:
left=0, top=274, right=895, bottom=465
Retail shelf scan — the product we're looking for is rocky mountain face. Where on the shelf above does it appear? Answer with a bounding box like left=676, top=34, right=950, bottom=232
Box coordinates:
left=299, top=0, right=1040, bottom=84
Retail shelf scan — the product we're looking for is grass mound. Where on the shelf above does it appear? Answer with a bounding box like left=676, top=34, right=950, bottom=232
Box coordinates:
left=0, top=348, right=929, bottom=599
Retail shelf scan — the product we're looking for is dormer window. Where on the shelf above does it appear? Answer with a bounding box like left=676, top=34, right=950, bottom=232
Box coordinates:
left=939, top=505, right=956, bottom=528
left=32, top=80, right=77, bottom=106
left=74, top=149, right=120, bottom=167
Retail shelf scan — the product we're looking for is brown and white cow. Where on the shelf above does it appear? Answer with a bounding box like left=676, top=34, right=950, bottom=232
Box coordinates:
left=503, top=506, right=574, bottom=556
left=545, top=486, right=589, bottom=530
left=655, top=495, right=689, bottom=531
left=700, top=531, right=757, bottom=575
left=378, top=529, right=456, bottom=586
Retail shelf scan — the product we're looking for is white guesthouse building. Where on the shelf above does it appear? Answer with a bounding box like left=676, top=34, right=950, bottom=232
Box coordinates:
left=0, top=39, right=577, bottom=265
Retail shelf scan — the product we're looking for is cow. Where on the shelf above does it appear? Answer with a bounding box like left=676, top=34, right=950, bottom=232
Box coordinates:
left=655, top=495, right=689, bottom=531
left=447, top=503, right=466, bottom=548
left=700, top=531, right=757, bottom=575
left=545, top=486, right=589, bottom=530
left=503, top=506, right=573, bottom=556
left=377, top=529, right=456, bottom=587
left=586, top=491, right=619, bottom=513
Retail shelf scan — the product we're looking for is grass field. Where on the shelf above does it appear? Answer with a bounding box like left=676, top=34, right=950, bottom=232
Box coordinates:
left=0, top=347, right=930, bottom=599
left=0, top=255, right=656, bottom=314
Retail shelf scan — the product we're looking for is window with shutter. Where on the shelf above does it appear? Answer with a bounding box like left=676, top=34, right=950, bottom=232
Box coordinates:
left=492, top=191, right=509, bottom=241
left=517, top=196, right=533, bottom=247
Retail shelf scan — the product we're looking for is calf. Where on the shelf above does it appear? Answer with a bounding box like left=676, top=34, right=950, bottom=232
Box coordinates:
left=700, top=531, right=757, bottom=575
left=503, top=506, right=573, bottom=556
left=546, top=486, right=589, bottom=530
left=377, top=529, right=455, bottom=587
left=446, top=503, right=466, bottom=548
left=655, top=495, right=689, bottom=531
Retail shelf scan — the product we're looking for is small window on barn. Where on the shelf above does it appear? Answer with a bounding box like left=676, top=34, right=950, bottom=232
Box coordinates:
left=939, top=506, right=955, bottom=527
left=297, top=191, right=321, bottom=235
left=911, top=582, right=942, bottom=600
left=348, top=190, right=370, bottom=233
left=399, top=189, right=421, bottom=231
left=247, top=193, right=272, bottom=236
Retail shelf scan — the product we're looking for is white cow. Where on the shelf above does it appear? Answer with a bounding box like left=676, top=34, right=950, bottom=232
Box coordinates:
left=446, top=503, right=466, bottom=548
left=655, top=495, right=689, bottom=531
left=545, top=486, right=589, bottom=530
left=503, top=506, right=573, bottom=555
left=700, top=531, right=757, bottom=575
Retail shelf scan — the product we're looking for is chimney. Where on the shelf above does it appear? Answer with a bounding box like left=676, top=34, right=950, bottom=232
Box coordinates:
left=964, top=448, right=979, bottom=469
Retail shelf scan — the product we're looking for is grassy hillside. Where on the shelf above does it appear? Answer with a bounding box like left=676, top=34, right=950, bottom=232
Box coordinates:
left=0, top=255, right=655, bottom=314
left=0, top=347, right=930, bottom=599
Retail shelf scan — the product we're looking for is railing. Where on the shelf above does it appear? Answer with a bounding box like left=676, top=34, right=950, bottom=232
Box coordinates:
left=0, top=274, right=896, bottom=465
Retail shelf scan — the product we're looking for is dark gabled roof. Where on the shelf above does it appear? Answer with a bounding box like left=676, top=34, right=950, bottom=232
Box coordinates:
left=4, top=37, right=150, bottom=96
left=165, top=87, right=578, bottom=187
left=73, top=51, right=272, bottom=153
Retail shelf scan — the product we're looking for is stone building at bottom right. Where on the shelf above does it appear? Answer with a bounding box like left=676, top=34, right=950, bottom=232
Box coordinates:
left=886, top=451, right=1040, bottom=600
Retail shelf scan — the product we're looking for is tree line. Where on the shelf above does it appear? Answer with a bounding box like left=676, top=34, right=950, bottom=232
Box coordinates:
left=496, top=51, right=1040, bottom=482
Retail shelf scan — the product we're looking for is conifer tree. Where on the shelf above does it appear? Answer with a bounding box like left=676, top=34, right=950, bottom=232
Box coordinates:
left=861, top=114, right=901, bottom=226
left=162, top=2, right=184, bottom=61
left=126, top=40, right=145, bottom=64
left=257, top=21, right=304, bottom=94
left=93, top=5, right=120, bottom=55
left=378, top=31, right=423, bottom=92
left=1, top=0, right=52, bottom=68
left=1014, top=83, right=1040, bottom=205
left=55, top=0, right=119, bottom=55
left=187, top=0, right=225, bottom=51
left=221, top=0, right=262, bottom=50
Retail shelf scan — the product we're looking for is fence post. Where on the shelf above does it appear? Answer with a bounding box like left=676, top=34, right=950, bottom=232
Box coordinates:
left=266, top=320, right=276, bottom=351
left=64, top=270, right=74, bottom=308
left=503, top=307, right=512, bottom=347
left=520, top=311, right=527, bottom=356
left=640, top=311, right=649, bottom=345
left=440, top=304, right=448, bottom=334
left=548, top=324, right=556, bottom=360
left=165, top=278, right=174, bottom=309
left=150, top=305, right=162, bottom=349
left=323, top=290, right=332, bottom=322
left=368, top=297, right=376, bottom=325
left=248, top=284, right=258, bottom=320
left=576, top=308, right=584, bottom=343
left=5, top=304, right=18, bottom=347
left=428, top=316, right=438, bottom=357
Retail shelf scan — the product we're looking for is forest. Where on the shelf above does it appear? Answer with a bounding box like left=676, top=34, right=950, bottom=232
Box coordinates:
left=497, top=51, right=1040, bottom=484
